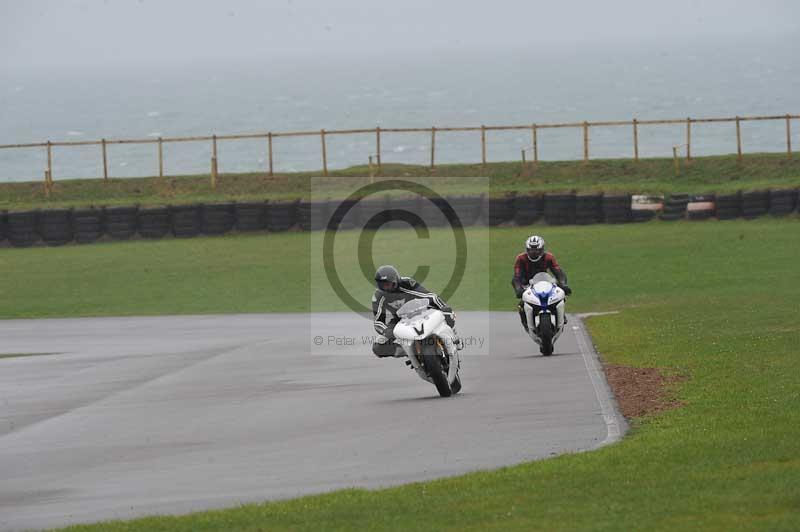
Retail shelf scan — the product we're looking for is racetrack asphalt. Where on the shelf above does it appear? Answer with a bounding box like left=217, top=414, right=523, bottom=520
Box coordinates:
left=0, top=312, right=625, bottom=531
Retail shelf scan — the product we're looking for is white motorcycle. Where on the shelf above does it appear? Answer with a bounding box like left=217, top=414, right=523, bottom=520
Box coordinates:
left=522, top=272, right=567, bottom=356
left=393, top=299, right=462, bottom=397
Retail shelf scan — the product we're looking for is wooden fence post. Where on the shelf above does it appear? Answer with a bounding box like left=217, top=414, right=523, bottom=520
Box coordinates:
left=532, top=124, right=538, bottom=165
left=521, top=149, right=526, bottom=165
left=481, top=125, right=486, bottom=166
left=376, top=127, right=382, bottom=171
left=582, top=121, right=589, bottom=163
left=686, top=117, right=692, bottom=162
left=430, top=127, right=436, bottom=169
left=267, top=133, right=273, bottom=177
left=101, top=138, right=108, bottom=180
left=787, top=115, right=793, bottom=159
left=736, top=116, right=743, bottom=162
left=633, top=118, right=639, bottom=162
left=46, top=141, right=53, bottom=183
left=211, top=134, right=218, bottom=188
left=158, top=137, right=164, bottom=178
left=672, top=146, right=680, bottom=176
left=321, top=129, right=328, bottom=177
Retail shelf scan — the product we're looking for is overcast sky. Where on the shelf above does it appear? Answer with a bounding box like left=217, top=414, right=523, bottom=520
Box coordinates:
left=1, top=0, right=798, bottom=71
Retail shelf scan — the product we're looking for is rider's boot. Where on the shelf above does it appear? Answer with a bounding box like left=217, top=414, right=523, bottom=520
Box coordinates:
left=452, top=330, right=464, bottom=350
left=518, top=303, right=529, bottom=333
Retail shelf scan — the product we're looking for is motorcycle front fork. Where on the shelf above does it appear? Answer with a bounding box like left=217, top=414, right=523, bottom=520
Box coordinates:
left=523, top=304, right=565, bottom=332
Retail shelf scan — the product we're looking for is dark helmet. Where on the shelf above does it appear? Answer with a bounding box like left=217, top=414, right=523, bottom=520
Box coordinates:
left=375, top=265, right=400, bottom=292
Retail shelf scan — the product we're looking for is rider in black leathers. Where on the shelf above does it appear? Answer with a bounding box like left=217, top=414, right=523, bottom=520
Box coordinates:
left=371, top=265, right=456, bottom=357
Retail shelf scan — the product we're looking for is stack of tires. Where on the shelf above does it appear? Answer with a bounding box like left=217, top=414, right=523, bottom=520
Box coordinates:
left=357, top=197, right=391, bottom=229
left=687, top=195, right=715, bottom=221
left=714, top=193, right=741, bottom=220
left=7, top=211, right=39, bottom=247
left=138, top=206, right=171, bottom=238
left=104, top=206, right=138, bottom=240
left=446, top=195, right=482, bottom=227
left=201, top=203, right=235, bottom=235
left=544, top=193, right=576, bottom=225
left=602, top=194, right=631, bottom=224
left=297, top=200, right=331, bottom=231
left=234, top=201, right=267, bottom=232
left=329, top=198, right=361, bottom=230
left=170, top=204, right=202, bottom=238
left=768, top=189, right=797, bottom=217
left=630, top=195, right=663, bottom=223
left=485, top=196, right=515, bottom=226
left=575, top=194, right=603, bottom=225
left=741, top=190, right=770, bottom=219
left=421, top=197, right=448, bottom=227
left=660, top=194, right=688, bottom=221
left=73, top=208, right=104, bottom=244
left=0, top=211, right=7, bottom=245
left=382, top=197, right=419, bottom=229
left=267, top=200, right=297, bottom=231
left=513, top=194, right=544, bottom=226
left=37, top=209, right=73, bottom=246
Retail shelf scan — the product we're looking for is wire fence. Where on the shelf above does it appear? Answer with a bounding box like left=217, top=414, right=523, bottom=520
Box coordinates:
left=1, top=113, right=797, bottom=190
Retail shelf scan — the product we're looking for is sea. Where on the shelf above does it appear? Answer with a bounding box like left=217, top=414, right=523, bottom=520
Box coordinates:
left=2, top=37, right=798, bottom=182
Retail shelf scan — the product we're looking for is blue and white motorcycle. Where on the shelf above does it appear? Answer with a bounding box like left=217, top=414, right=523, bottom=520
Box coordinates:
left=521, top=272, right=567, bottom=356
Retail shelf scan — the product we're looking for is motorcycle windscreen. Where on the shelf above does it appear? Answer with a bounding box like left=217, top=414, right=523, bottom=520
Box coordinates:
left=531, top=272, right=556, bottom=285
left=396, top=298, right=430, bottom=319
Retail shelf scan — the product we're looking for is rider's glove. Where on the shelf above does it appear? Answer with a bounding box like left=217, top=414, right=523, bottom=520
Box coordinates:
left=514, top=287, right=524, bottom=298
left=561, top=285, right=572, bottom=296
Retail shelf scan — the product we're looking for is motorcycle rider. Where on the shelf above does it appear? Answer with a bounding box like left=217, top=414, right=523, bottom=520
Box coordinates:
left=511, top=235, right=572, bottom=332
left=371, top=264, right=459, bottom=357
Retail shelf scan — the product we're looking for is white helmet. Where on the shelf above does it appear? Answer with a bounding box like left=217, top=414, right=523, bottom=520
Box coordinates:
left=525, top=235, right=545, bottom=261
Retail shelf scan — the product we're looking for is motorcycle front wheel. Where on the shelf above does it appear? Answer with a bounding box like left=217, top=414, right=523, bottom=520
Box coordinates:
left=421, top=340, right=452, bottom=397
left=539, top=314, right=554, bottom=356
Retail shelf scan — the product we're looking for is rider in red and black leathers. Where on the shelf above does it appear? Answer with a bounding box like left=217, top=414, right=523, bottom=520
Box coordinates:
left=512, top=251, right=568, bottom=296
left=512, top=235, right=571, bottom=331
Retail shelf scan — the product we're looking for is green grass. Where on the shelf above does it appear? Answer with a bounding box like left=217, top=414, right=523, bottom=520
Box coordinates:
left=2, top=218, right=796, bottom=530
left=2, top=152, right=799, bottom=211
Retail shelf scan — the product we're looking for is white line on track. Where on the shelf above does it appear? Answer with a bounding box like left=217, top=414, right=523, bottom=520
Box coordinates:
left=572, top=318, right=628, bottom=447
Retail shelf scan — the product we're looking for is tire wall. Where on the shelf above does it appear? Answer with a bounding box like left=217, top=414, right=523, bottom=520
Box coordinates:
left=74, top=208, right=104, bottom=244
left=631, top=195, right=663, bottom=223
left=104, top=206, right=138, bottom=241
left=138, top=207, right=171, bottom=239
left=1, top=189, right=796, bottom=248
left=602, top=194, right=632, bottom=224
left=544, top=193, right=576, bottom=225
left=7, top=211, right=39, bottom=247
left=0, top=210, right=7, bottom=244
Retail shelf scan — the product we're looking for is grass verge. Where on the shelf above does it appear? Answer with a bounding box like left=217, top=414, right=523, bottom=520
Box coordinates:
left=2, top=152, right=799, bottom=211
left=0, top=218, right=797, bottom=530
